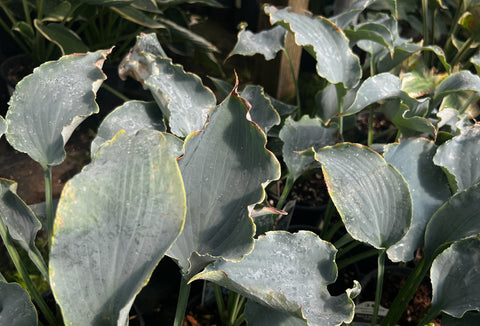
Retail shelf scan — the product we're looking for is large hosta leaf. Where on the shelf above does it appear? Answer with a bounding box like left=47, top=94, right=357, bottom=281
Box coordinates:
left=245, top=301, right=308, bottom=326
left=432, top=71, right=480, bottom=108
left=50, top=130, right=186, bottom=325
left=265, top=5, right=361, bottom=89
left=433, top=124, right=480, bottom=192
left=167, top=89, right=280, bottom=277
left=424, top=183, right=480, bottom=259
left=443, top=311, right=480, bottom=326
left=0, top=281, right=37, bottom=326
left=330, top=0, right=376, bottom=29
left=342, top=73, right=403, bottom=116
left=229, top=24, right=286, bottom=60
left=384, top=139, right=450, bottom=262
left=315, top=143, right=412, bottom=249
left=91, top=100, right=165, bottom=155
left=192, top=231, right=357, bottom=326
left=279, top=116, right=336, bottom=182
left=6, top=49, right=110, bottom=168
left=0, top=179, right=47, bottom=278
left=430, top=237, right=480, bottom=318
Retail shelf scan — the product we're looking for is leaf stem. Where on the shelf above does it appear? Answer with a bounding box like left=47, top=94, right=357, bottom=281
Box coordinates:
left=320, top=198, right=335, bottom=238
left=174, top=276, right=191, bottom=326
left=101, top=83, right=130, bottom=102
left=214, top=284, right=226, bottom=325
left=335, top=84, right=345, bottom=142
left=372, top=250, right=386, bottom=326
left=44, top=166, right=54, bottom=248
left=276, top=175, right=294, bottom=211
left=0, top=221, right=57, bottom=325
left=337, top=248, right=378, bottom=270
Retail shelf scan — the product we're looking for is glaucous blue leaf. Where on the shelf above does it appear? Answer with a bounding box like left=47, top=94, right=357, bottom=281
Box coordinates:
left=384, top=139, right=450, bottom=262
left=433, top=71, right=480, bottom=108
left=430, top=237, right=480, bottom=318
left=330, top=0, right=376, bottom=29
left=443, top=311, right=480, bottom=326
left=265, top=5, right=361, bottom=89
left=229, top=24, right=286, bottom=61
left=245, top=301, right=308, bottom=326
left=50, top=130, right=186, bottom=325
left=0, top=116, right=5, bottom=137
left=315, top=143, right=412, bottom=249
left=6, top=49, right=110, bottom=168
left=433, top=124, right=480, bottom=192
left=241, top=85, right=280, bottom=133
left=0, top=281, right=37, bottom=326
left=167, top=89, right=281, bottom=277
left=192, top=231, right=357, bottom=326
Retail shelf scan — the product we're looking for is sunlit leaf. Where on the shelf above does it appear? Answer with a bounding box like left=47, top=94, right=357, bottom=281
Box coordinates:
left=167, top=89, right=280, bottom=277
left=430, top=237, right=480, bottom=318
left=265, top=5, right=361, bottom=89
left=433, top=124, right=480, bottom=192
left=0, top=116, right=5, bottom=137
left=192, top=231, right=357, bottom=326
left=384, top=139, right=450, bottom=262
left=229, top=24, right=286, bottom=61
left=50, top=130, right=186, bottom=325
left=6, top=49, right=110, bottom=169
left=433, top=71, right=480, bottom=108
left=315, top=143, right=412, bottom=249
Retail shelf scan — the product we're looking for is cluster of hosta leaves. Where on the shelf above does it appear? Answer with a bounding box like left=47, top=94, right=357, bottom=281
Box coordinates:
left=1, top=1, right=480, bottom=326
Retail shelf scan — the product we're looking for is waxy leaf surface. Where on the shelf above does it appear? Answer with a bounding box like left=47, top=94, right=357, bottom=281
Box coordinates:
left=433, top=124, right=480, bottom=192
left=0, top=281, right=37, bottom=326
left=0, top=116, right=5, bottom=137
left=330, top=0, right=376, bottom=29
left=315, top=143, right=412, bottom=249
left=342, top=73, right=403, bottom=116
left=229, top=24, right=286, bottom=60
left=91, top=100, right=165, bottom=155
left=424, top=183, right=480, bottom=259
left=433, top=71, right=480, bottom=108
left=245, top=301, right=308, bottom=326
left=192, top=231, right=356, bottom=326
left=279, top=116, right=336, bottom=182
left=167, top=91, right=280, bottom=277
left=50, top=130, right=186, bottom=325
left=241, top=85, right=280, bottom=133
left=265, top=5, right=361, bottom=89
left=384, top=139, right=450, bottom=262
left=6, top=49, right=109, bottom=168
left=144, top=54, right=215, bottom=137
left=0, top=179, right=47, bottom=278
left=430, top=237, right=480, bottom=318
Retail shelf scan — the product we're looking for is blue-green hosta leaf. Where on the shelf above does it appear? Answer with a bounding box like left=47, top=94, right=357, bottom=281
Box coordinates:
left=167, top=90, right=281, bottom=277
left=50, top=130, right=186, bottom=326
left=0, top=116, right=5, bottom=137
left=443, top=311, right=480, bottom=326
left=382, top=99, right=435, bottom=137
left=433, top=124, right=480, bottom=192
left=91, top=100, right=165, bottom=156
left=279, top=116, right=336, bottom=182
left=433, top=71, right=480, bottom=108
left=471, top=52, right=480, bottom=74
left=330, top=0, right=376, bottom=29
left=315, top=143, right=412, bottom=249
left=269, top=95, right=297, bottom=116
left=430, top=237, right=480, bottom=318
left=34, top=20, right=89, bottom=55
left=245, top=301, right=308, bottom=326
left=229, top=24, right=286, bottom=61
left=345, top=22, right=394, bottom=56
left=0, top=179, right=48, bottom=278
left=0, top=281, right=38, bottom=326
left=315, top=83, right=357, bottom=122
left=384, top=139, right=450, bottom=262
left=209, top=76, right=233, bottom=101
left=241, top=85, right=280, bottom=133
left=143, top=54, right=216, bottom=137
left=265, top=5, right=361, bottom=89
left=342, top=73, right=403, bottom=116
left=6, top=49, right=110, bottom=169
left=192, top=231, right=357, bottom=326
left=424, top=183, right=480, bottom=259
